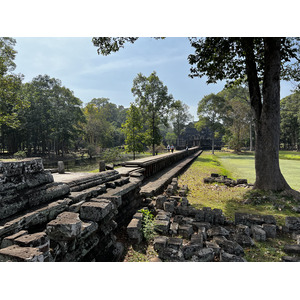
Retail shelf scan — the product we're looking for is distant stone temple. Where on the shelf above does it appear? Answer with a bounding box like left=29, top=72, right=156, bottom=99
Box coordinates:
left=176, top=125, right=223, bottom=150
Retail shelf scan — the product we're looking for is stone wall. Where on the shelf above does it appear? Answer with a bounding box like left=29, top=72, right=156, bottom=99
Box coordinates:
left=0, top=149, right=202, bottom=262
left=123, top=147, right=200, bottom=179
left=0, top=158, right=142, bottom=262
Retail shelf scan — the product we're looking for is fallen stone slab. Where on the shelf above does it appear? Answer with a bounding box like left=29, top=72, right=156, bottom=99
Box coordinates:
left=207, top=226, right=230, bottom=237
left=283, top=244, right=300, bottom=255
left=220, top=251, right=247, bottom=262
left=285, top=216, right=300, bottom=231
left=262, top=224, right=276, bottom=238
left=183, top=243, right=203, bottom=260
left=46, top=212, right=82, bottom=241
left=0, top=245, right=44, bottom=262
left=167, top=237, right=183, bottom=250
left=178, top=224, right=194, bottom=239
left=127, top=218, right=142, bottom=243
left=191, top=248, right=214, bottom=262
left=14, top=232, right=48, bottom=248
left=282, top=255, right=300, bottom=262
left=153, top=236, right=168, bottom=253
left=80, top=200, right=113, bottom=222
left=213, top=236, right=244, bottom=256
left=0, top=230, right=28, bottom=249
left=0, top=198, right=70, bottom=239
left=251, top=225, right=266, bottom=242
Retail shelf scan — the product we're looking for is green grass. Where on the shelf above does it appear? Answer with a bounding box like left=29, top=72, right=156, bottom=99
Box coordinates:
left=215, top=151, right=300, bottom=190
left=178, top=151, right=300, bottom=225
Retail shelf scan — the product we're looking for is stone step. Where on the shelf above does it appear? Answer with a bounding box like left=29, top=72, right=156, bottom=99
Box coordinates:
left=0, top=198, right=71, bottom=240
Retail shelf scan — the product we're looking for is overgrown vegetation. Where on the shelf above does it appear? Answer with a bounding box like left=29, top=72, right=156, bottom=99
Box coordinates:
left=139, top=208, right=156, bottom=242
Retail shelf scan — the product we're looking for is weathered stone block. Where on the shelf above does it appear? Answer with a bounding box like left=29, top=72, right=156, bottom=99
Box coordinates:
left=220, top=251, right=247, bottom=262
left=205, top=241, right=221, bottom=255
left=0, top=230, right=28, bottom=248
left=285, top=216, right=300, bottom=231
left=57, top=161, right=65, bottom=174
left=178, top=224, right=194, bottom=239
left=155, top=220, right=170, bottom=234
left=262, top=224, right=276, bottom=238
left=213, top=236, right=244, bottom=256
left=203, top=207, right=214, bottom=223
left=167, top=237, right=183, bottom=250
left=159, top=247, right=184, bottom=262
left=14, top=232, right=48, bottom=248
left=0, top=245, right=44, bottom=262
left=251, top=225, right=266, bottom=242
left=192, top=248, right=214, bottom=262
left=236, top=179, right=247, bottom=185
left=163, top=201, right=175, bottom=213
left=127, top=218, right=142, bottom=242
left=231, top=233, right=254, bottom=247
left=153, top=236, right=168, bottom=252
left=46, top=212, right=82, bottom=241
left=183, top=243, right=203, bottom=260
left=207, top=226, right=229, bottom=237
left=169, top=222, right=179, bottom=235
left=283, top=244, right=300, bottom=255
left=156, top=195, right=167, bottom=210
left=282, top=255, right=300, bottom=262
left=80, top=200, right=112, bottom=222
left=194, top=210, right=205, bottom=222
left=190, top=233, right=203, bottom=246
left=236, top=224, right=250, bottom=236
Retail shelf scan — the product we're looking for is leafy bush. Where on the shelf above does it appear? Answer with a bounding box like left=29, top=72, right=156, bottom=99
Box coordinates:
left=13, top=151, right=26, bottom=159
left=139, top=208, right=155, bottom=241
left=102, top=147, right=122, bottom=163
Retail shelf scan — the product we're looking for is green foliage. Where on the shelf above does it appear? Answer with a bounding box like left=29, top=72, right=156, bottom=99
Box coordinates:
left=83, top=98, right=126, bottom=150
left=13, top=150, right=26, bottom=159
left=132, top=71, right=174, bottom=155
left=122, top=103, right=144, bottom=159
left=197, top=93, right=228, bottom=153
left=165, top=132, right=177, bottom=145
left=0, top=37, right=30, bottom=129
left=139, top=208, right=155, bottom=242
left=217, top=86, right=252, bottom=152
left=280, top=92, right=300, bottom=150
left=102, top=147, right=122, bottom=163
left=170, top=100, right=192, bottom=137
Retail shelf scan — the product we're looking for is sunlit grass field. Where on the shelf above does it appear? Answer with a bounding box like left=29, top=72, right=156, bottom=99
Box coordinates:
left=215, top=151, right=300, bottom=190
left=178, top=151, right=300, bottom=224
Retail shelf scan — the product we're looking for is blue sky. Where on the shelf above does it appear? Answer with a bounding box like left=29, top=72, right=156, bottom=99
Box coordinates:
left=13, top=37, right=297, bottom=119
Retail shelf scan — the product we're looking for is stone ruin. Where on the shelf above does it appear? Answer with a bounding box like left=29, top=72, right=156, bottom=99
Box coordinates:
left=203, top=173, right=252, bottom=188
left=0, top=158, right=142, bottom=262
left=127, top=178, right=300, bottom=262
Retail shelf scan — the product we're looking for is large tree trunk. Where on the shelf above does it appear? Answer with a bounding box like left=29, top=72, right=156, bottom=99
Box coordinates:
left=254, top=38, right=291, bottom=190
left=243, top=37, right=291, bottom=191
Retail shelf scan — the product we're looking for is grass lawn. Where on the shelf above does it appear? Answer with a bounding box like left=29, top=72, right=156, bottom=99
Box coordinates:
left=177, top=150, right=300, bottom=261
left=178, top=151, right=300, bottom=225
left=215, top=151, right=300, bottom=190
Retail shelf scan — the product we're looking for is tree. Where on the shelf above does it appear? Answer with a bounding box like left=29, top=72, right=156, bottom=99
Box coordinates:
left=0, top=37, right=29, bottom=129
left=217, top=86, right=252, bottom=152
left=92, top=37, right=300, bottom=194
left=131, top=71, right=173, bottom=156
left=280, top=92, right=300, bottom=150
left=170, top=100, right=193, bottom=138
left=197, top=93, right=228, bottom=154
left=122, top=103, right=144, bottom=160
left=20, top=75, right=84, bottom=156
left=188, top=37, right=300, bottom=193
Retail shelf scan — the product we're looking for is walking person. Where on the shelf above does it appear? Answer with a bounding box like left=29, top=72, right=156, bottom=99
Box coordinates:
left=171, top=145, right=174, bottom=153
left=167, top=144, right=170, bottom=152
